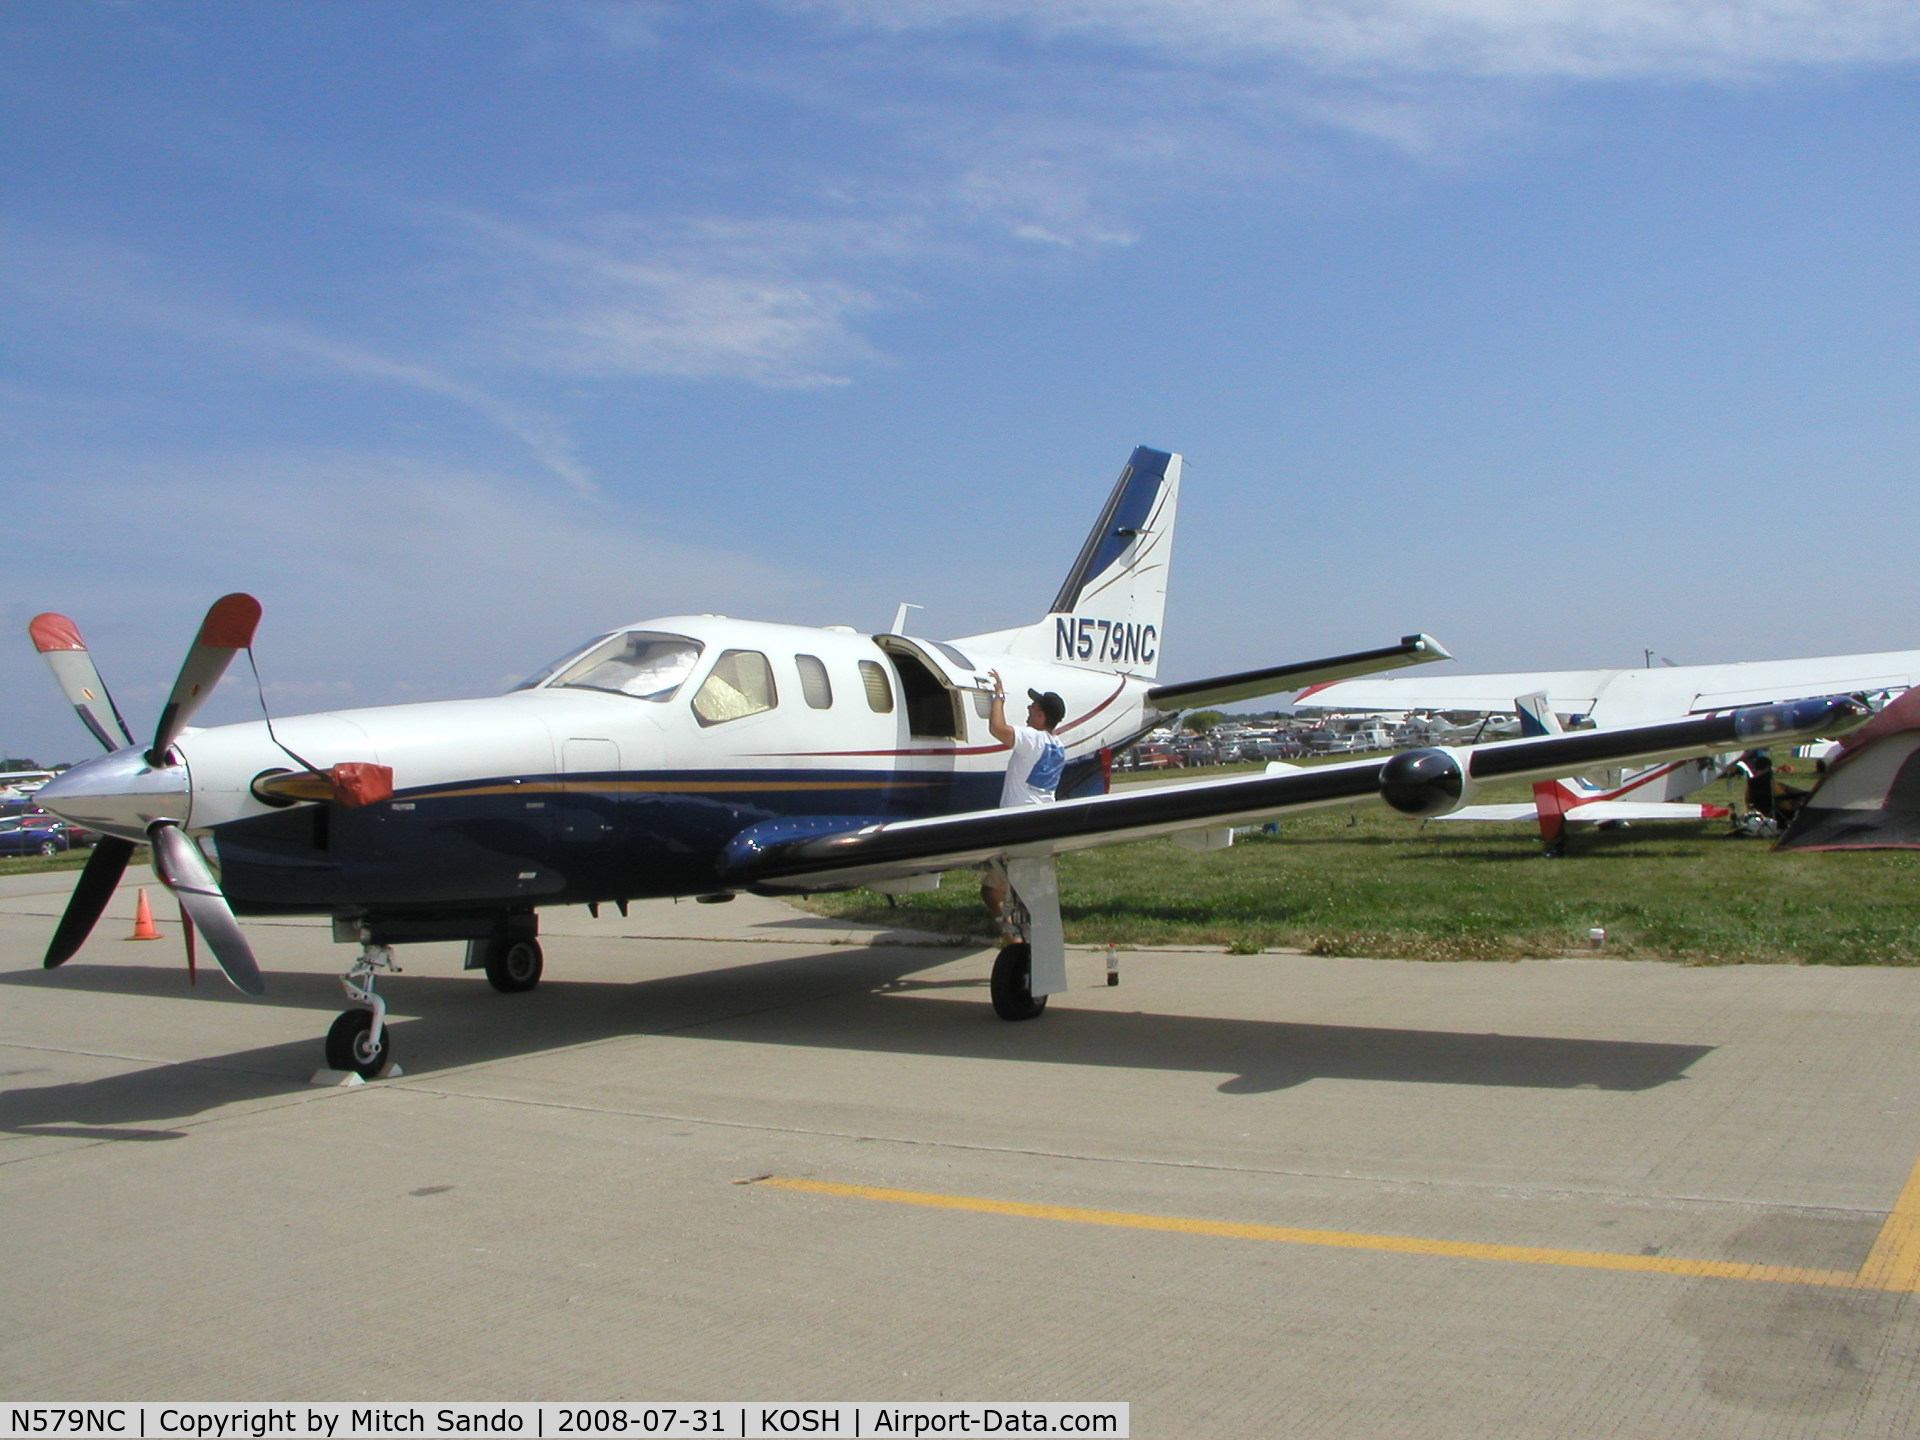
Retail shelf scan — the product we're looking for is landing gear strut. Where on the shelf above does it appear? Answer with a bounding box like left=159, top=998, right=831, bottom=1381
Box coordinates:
left=327, top=943, right=401, bottom=1079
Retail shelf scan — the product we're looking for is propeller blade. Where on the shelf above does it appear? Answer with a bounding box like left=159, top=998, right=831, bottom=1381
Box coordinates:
left=179, top=902, right=198, bottom=986
left=147, top=593, right=262, bottom=767
left=29, top=614, right=136, bottom=752
left=148, top=822, right=264, bottom=995
left=43, top=835, right=136, bottom=968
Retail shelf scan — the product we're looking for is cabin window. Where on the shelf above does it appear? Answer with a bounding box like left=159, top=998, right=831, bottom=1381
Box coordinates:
left=972, top=690, right=993, bottom=719
left=859, top=660, right=894, bottom=713
left=796, top=654, right=833, bottom=709
left=546, top=632, right=703, bottom=701
left=693, top=650, right=778, bottom=725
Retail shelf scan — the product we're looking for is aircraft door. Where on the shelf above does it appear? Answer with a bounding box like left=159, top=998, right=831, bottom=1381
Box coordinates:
left=560, top=737, right=621, bottom=847
left=873, top=638, right=972, bottom=741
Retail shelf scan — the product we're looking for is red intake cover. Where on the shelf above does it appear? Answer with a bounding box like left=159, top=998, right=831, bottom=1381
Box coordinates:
left=330, top=763, right=395, bottom=807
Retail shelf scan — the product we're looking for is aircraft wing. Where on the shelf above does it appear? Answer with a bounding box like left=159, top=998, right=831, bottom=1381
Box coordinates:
left=1147, top=634, right=1450, bottom=711
left=1296, top=649, right=1920, bottom=727
left=721, top=697, right=1858, bottom=892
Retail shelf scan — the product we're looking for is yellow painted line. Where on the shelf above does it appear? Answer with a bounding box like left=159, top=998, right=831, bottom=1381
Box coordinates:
left=1858, top=1153, right=1920, bottom=1290
left=761, top=1176, right=1920, bottom=1293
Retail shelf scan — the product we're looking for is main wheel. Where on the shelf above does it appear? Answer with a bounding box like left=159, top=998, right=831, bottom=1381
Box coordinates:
left=325, top=1008, right=391, bottom=1079
left=36, top=840, right=58, bottom=857
left=483, top=937, right=543, bottom=993
left=990, top=942, right=1046, bottom=1021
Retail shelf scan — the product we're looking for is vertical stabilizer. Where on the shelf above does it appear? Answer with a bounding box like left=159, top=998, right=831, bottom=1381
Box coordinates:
left=954, top=446, right=1180, bottom=676
left=1515, top=692, right=1563, bottom=738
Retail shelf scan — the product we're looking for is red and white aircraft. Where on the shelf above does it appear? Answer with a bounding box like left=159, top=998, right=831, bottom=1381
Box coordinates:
left=1426, top=694, right=1730, bottom=852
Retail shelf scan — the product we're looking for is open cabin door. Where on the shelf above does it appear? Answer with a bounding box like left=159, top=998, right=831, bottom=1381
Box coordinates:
left=872, top=635, right=988, bottom=742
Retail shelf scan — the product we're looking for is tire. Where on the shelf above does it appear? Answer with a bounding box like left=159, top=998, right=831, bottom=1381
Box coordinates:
left=36, top=840, right=58, bottom=857
left=990, top=942, right=1046, bottom=1021
left=325, top=1008, right=391, bottom=1079
left=483, top=937, right=543, bottom=994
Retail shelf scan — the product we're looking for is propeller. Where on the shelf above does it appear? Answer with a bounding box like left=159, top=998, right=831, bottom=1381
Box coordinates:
left=29, top=595, right=268, bottom=995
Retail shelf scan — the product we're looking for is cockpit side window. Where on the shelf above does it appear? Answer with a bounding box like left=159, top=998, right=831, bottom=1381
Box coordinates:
left=692, top=650, right=778, bottom=725
left=546, top=632, right=705, bottom=701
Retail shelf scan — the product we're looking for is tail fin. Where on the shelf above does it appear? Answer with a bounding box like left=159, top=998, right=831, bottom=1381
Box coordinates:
left=953, top=446, right=1180, bottom=676
left=1515, top=692, right=1563, bottom=737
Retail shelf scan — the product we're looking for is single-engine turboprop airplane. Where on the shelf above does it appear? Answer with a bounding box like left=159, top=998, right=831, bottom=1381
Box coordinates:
left=28, top=447, right=1864, bottom=1078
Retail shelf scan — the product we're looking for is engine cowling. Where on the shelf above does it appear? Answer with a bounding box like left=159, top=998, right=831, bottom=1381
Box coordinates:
left=1378, top=746, right=1478, bottom=817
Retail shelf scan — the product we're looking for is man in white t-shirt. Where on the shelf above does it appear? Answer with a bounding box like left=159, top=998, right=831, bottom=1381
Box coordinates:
left=980, top=669, right=1067, bottom=933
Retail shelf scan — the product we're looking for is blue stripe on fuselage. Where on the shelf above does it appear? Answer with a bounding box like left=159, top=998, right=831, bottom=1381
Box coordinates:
left=214, top=766, right=1006, bottom=914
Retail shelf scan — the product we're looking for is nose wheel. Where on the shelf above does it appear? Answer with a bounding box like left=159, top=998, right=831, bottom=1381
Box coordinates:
left=326, top=1007, right=392, bottom=1079
left=323, top=943, right=402, bottom=1080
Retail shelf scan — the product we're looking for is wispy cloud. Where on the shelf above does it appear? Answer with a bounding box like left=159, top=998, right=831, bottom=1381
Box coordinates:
left=1, top=446, right=824, bottom=758
left=802, top=1, right=1920, bottom=82
left=0, top=226, right=596, bottom=495
left=451, top=210, right=902, bottom=387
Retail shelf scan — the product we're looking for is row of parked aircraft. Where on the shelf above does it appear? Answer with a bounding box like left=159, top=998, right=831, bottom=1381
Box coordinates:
left=25, top=446, right=1879, bottom=1077
left=1294, top=649, right=1920, bottom=850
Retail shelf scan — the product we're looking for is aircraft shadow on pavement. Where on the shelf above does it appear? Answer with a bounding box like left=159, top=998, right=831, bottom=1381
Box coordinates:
left=0, top=944, right=1713, bottom=1134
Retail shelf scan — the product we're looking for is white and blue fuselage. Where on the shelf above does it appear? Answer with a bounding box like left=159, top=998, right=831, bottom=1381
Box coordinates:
left=47, top=614, right=1164, bottom=920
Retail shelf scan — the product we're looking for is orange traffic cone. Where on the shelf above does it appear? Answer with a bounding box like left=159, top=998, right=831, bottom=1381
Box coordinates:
left=127, top=888, right=162, bottom=941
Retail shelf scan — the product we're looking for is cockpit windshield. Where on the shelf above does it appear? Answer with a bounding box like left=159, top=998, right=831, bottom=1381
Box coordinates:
left=510, top=634, right=613, bottom=692
left=540, top=631, right=705, bottom=701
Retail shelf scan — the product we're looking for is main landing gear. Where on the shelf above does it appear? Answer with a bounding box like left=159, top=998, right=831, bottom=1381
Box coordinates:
left=327, top=943, right=401, bottom=1080
left=479, top=935, right=543, bottom=993
left=990, top=942, right=1045, bottom=1021
left=982, top=855, right=1067, bottom=1022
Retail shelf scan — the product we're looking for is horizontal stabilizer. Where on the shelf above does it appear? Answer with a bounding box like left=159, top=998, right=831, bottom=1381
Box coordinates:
left=1149, top=634, right=1450, bottom=712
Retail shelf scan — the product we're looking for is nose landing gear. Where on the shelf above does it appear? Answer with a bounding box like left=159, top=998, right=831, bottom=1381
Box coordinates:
left=321, top=943, right=403, bottom=1081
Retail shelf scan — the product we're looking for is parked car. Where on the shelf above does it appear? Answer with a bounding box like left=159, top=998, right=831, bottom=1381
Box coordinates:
left=23, top=807, right=96, bottom=847
left=0, top=814, right=70, bottom=857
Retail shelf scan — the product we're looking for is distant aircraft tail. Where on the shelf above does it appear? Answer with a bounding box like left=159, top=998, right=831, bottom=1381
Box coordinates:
left=1515, top=692, right=1562, bottom=738
left=953, top=446, right=1180, bottom=677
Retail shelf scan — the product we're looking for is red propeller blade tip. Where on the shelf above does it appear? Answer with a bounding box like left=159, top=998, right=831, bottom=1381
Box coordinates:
left=199, top=594, right=263, bottom=650
left=28, top=614, right=86, bottom=653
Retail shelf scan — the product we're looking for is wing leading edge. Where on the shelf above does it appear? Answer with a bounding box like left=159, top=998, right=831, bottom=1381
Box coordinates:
left=1147, top=634, right=1450, bottom=712
left=721, top=696, right=1862, bottom=893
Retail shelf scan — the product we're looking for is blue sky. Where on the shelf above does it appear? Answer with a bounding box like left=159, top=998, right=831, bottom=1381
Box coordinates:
left=6, top=1, right=1920, bottom=762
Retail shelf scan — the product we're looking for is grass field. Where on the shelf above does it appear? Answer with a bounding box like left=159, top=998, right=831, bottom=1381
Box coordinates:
left=0, top=849, right=92, bottom=876
left=796, top=761, right=1920, bottom=966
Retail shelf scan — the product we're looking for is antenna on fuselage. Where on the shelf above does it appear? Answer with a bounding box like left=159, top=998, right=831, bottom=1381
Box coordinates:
left=891, top=602, right=923, bottom=635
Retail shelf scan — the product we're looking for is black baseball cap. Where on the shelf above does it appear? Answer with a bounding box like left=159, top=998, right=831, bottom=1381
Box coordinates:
left=1027, top=689, right=1066, bottom=728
